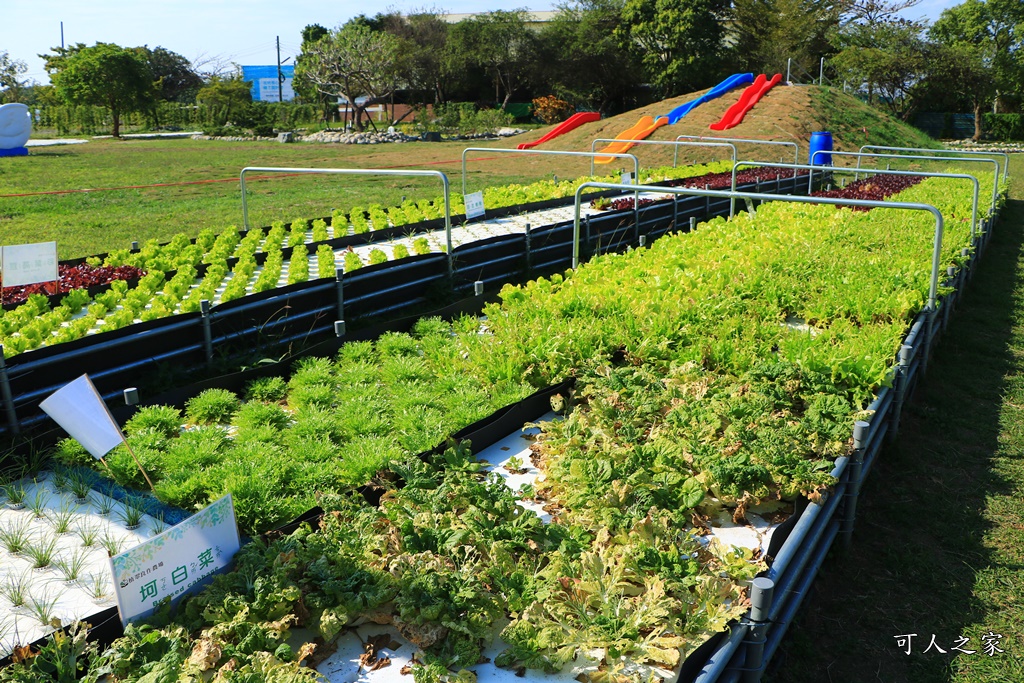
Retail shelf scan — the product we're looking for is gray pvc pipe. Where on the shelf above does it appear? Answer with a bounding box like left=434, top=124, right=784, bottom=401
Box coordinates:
left=675, top=135, right=799, bottom=167
left=859, top=144, right=1008, bottom=183
left=812, top=151, right=999, bottom=219
left=585, top=138, right=737, bottom=175
left=459, top=147, right=639, bottom=201
left=572, top=182, right=945, bottom=314
left=693, top=622, right=750, bottom=683
left=761, top=522, right=841, bottom=666
left=239, top=166, right=453, bottom=274
left=729, top=160, right=979, bottom=242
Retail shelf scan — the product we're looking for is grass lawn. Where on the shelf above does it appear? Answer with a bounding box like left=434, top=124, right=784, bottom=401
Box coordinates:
left=0, top=136, right=645, bottom=259
left=769, top=154, right=1024, bottom=682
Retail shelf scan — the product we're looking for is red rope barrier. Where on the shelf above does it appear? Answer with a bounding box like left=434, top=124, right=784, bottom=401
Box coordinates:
left=0, top=157, right=503, bottom=198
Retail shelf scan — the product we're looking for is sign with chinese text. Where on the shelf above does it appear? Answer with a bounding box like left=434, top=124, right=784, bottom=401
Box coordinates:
left=1, top=242, right=58, bottom=288
left=257, top=77, right=295, bottom=103
left=621, top=171, right=633, bottom=185
left=109, top=494, right=240, bottom=625
left=241, top=65, right=295, bottom=102
left=464, top=191, right=485, bottom=219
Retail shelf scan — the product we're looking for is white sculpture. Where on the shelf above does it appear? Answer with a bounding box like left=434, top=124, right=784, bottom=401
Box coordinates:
left=0, top=103, right=31, bottom=155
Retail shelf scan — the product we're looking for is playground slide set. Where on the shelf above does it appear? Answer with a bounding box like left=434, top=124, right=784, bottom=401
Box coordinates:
left=593, top=72, right=782, bottom=163
left=664, top=72, right=754, bottom=124
left=709, top=73, right=782, bottom=131
left=591, top=115, right=670, bottom=159
left=516, top=111, right=601, bottom=150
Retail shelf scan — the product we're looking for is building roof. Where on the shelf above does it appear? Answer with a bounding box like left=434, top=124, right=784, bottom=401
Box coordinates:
left=439, top=11, right=558, bottom=24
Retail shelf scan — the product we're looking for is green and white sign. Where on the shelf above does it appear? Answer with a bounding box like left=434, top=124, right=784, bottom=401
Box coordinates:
left=464, top=191, right=485, bottom=219
left=109, top=494, right=241, bottom=625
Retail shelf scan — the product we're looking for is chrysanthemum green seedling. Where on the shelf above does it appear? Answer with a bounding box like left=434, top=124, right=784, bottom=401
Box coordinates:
left=2, top=480, right=27, bottom=508
left=84, top=573, right=110, bottom=602
left=185, top=388, right=241, bottom=425
left=0, top=572, right=29, bottom=608
left=25, top=536, right=59, bottom=569
left=27, top=485, right=50, bottom=519
left=93, top=495, right=115, bottom=516
left=0, top=519, right=31, bottom=555
left=55, top=549, right=88, bottom=583
left=69, top=472, right=93, bottom=502
left=27, top=591, right=61, bottom=629
left=100, top=532, right=126, bottom=557
left=116, top=496, right=146, bottom=529
left=75, top=521, right=99, bottom=548
left=48, top=498, right=77, bottom=534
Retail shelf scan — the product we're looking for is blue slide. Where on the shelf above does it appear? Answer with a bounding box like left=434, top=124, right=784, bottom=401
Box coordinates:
left=664, top=73, right=754, bottom=125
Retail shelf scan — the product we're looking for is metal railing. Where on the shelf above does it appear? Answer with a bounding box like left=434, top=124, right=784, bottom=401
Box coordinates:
left=729, top=161, right=980, bottom=242
left=239, top=166, right=454, bottom=274
left=786, top=56, right=839, bottom=87
left=571, top=182, right=944, bottom=314
left=460, top=147, right=639, bottom=200
left=571, top=182, right=954, bottom=683
left=584, top=139, right=737, bottom=176
left=674, top=135, right=799, bottom=167
left=859, top=144, right=1009, bottom=183
left=811, top=151, right=999, bottom=218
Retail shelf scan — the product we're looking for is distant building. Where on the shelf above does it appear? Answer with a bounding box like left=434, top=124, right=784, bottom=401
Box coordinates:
left=240, top=65, right=296, bottom=102
left=439, top=11, right=558, bottom=31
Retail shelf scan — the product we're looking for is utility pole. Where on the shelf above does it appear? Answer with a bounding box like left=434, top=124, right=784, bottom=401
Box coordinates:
left=276, top=36, right=283, bottom=103
left=60, top=21, right=64, bottom=49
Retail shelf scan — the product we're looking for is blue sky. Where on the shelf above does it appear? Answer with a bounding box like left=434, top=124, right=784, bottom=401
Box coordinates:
left=3, top=0, right=548, bottom=83
left=3, top=0, right=965, bottom=86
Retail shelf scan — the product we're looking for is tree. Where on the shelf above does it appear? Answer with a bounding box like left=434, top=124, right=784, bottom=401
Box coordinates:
left=828, top=0, right=930, bottom=118
left=140, top=46, right=203, bottom=102
left=617, top=0, right=730, bottom=98
left=0, top=51, right=29, bottom=104
left=538, top=0, right=643, bottom=113
left=831, top=18, right=929, bottom=120
left=301, top=23, right=329, bottom=45
left=294, top=24, right=335, bottom=119
left=447, top=10, right=538, bottom=109
left=928, top=0, right=1021, bottom=140
left=48, top=42, right=157, bottom=137
left=190, top=52, right=238, bottom=81
left=988, top=0, right=1024, bottom=105
left=294, top=21, right=402, bottom=131
left=376, top=9, right=451, bottom=104
left=839, top=0, right=922, bottom=23
left=195, top=74, right=252, bottom=121
left=39, top=43, right=86, bottom=75
left=729, top=0, right=840, bottom=76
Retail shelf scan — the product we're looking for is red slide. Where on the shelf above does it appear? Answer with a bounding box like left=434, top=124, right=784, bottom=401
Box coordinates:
left=517, top=111, right=601, bottom=150
left=709, top=74, right=782, bottom=131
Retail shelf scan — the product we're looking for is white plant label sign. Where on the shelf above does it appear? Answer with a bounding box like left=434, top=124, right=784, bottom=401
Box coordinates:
left=464, top=191, right=485, bottom=219
left=109, top=494, right=241, bottom=625
left=1, top=242, right=57, bottom=288
left=621, top=171, right=633, bottom=185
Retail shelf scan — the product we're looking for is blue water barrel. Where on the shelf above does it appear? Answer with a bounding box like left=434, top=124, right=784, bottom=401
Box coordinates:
left=809, top=131, right=833, bottom=166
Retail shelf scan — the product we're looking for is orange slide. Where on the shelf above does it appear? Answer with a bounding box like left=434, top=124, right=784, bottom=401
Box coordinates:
left=517, top=111, right=601, bottom=150
left=709, top=73, right=782, bottom=131
left=594, top=115, right=669, bottom=163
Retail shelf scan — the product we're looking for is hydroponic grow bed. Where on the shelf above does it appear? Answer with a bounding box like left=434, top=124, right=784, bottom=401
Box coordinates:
left=0, top=160, right=1006, bottom=683
left=0, top=474, right=167, bottom=655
